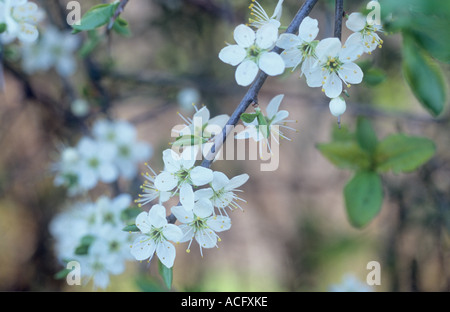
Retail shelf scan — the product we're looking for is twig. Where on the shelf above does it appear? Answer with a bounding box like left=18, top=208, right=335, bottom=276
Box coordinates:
left=166, top=0, right=319, bottom=224
left=107, top=0, right=130, bottom=32
left=333, top=0, right=344, bottom=40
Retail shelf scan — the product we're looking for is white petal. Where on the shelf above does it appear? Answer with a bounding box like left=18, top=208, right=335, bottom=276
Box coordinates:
left=271, top=0, right=284, bottom=21
left=162, top=224, right=183, bottom=242
left=195, top=229, right=217, bottom=249
left=280, top=48, right=303, bottom=68
left=17, top=23, right=39, bottom=43
left=171, top=205, right=194, bottom=224
left=276, top=33, right=302, bottom=50
left=219, top=45, right=246, bottom=66
left=235, top=60, right=259, bottom=86
left=346, top=13, right=366, bottom=32
left=266, top=94, right=284, bottom=119
left=271, top=110, right=289, bottom=125
left=193, top=106, right=210, bottom=125
left=131, top=236, right=156, bottom=261
left=211, top=171, right=230, bottom=190
left=225, top=173, right=249, bottom=191
left=156, top=241, right=177, bottom=268
left=193, top=198, right=213, bottom=218
left=234, top=24, right=255, bottom=48
left=190, top=166, right=213, bottom=186
left=135, top=211, right=152, bottom=233
left=154, top=171, right=178, bottom=191
left=305, top=64, right=324, bottom=88
left=301, top=56, right=316, bottom=78
left=340, top=36, right=364, bottom=62
left=298, top=16, right=319, bottom=42
left=180, top=145, right=198, bottom=169
left=258, top=52, right=285, bottom=76
left=179, top=183, right=195, bottom=210
left=207, top=215, right=232, bottom=232
left=315, top=37, right=341, bottom=62
left=148, top=204, right=168, bottom=228
left=98, top=162, right=118, bottom=183
left=178, top=224, right=195, bottom=243
left=255, top=24, right=278, bottom=49
left=194, top=188, right=214, bottom=201
left=338, top=62, right=363, bottom=85
left=324, top=72, right=343, bottom=98
left=162, top=149, right=181, bottom=172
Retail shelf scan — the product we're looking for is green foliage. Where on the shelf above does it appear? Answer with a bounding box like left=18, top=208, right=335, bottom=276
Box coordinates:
left=74, top=235, right=95, bottom=255
left=375, top=134, right=436, bottom=173
left=158, top=260, right=173, bottom=290
left=122, top=224, right=140, bottom=232
left=382, top=0, right=448, bottom=116
left=344, top=171, right=383, bottom=228
left=318, top=119, right=436, bottom=227
left=240, top=113, right=257, bottom=123
left=72, top=3, right=119, bottom=33
left=0, top=23, right=6, bottom=34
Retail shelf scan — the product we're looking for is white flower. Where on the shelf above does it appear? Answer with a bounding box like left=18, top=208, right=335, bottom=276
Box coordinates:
left=93, top=119, right=153, bottom=179
left=177, top=87, right=201, bottom=113
left=171, top=201, right=231, bottom=257
left=21, top=26, right=80, bottom=77
left=305, top=37, right=364, bottom=98
left=76, top=137, right=119, bottom=190
left=53, top=146, right=83, bottom=195
left=248, top=0, right=284, bottom=29
left=235, top=94, right=296, bottom=155
left=154, top=147, right=213, bottom=210
left=174, top=105, right=229, bottom=159
left=276, top=16, right=319, bottom=76
left=219, top=23, right=285, bottom=86
left=195, top=171, right=249, bottom=214
left=0, top=0, right=43, bottom=44
left=135, top=163, right=172, bottom=207
left=130, top=205, right=182, bottom=268
left=329, top=97, right=346, bottom=117
left=345, top=12, right=383, bottom=54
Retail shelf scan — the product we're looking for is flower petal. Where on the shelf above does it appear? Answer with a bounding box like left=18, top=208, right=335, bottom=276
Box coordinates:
left=315, top=37, right=341, bottom=62
left=219, top=45, right=246, bottom=66
left=280, top=48, right=303, bottom=68
left=340, top=36, right=364, bottom=62
left=131, top=235, right=156, bottom=261
left=305, top=64, right=324, bottom=88
left=207, top=215, right=232, bottom=232
left=235, top=60, right=259, bottom=86
left=346, top=13, right=366, bottom=32
left=225, top=173, right=250, bottom=191
left=258, top=52, right=285, bottom=76
left=156, top=241, right=177, bottom=268
left=195, top=229, right=217, bottom=249
left=154, top=171, right=178, bottom=191
left=234, top=24, right=255, bottom=48
left=298, top=16, right=319, bottom=42
left=148, top=204, right=168, bottom=228
left=162, top=224, right=183, bottom=242
left=256, top=24, right=278, bottom=49
left=276, top=33, right=301, bottom=50
left=338, top=62, right=363, bottom=85
left=193, top=198, right=213, bottom=218
left=162, top=149, right=181, bottom=172
left=266, top=94, right=284, bottom=120
left=171, top=205, right=194, bottom=224
left=135, top=211, right=152, bottom=233
left=190, top=166, right=213, bottom=186
left=194, top=188, right=214, bottom=201
left=323, top=72, right=343, bottom=98
left=179, top=183, right=195, bottom=210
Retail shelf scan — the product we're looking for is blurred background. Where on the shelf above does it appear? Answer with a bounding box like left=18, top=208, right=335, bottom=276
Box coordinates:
left=0, top=0, right=449, bottom=291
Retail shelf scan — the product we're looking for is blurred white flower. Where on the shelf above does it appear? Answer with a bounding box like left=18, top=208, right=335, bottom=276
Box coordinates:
left=329, top=274, right=373, bottom=292
left=0, top=0, right=44, bottom=44
left=177, top=87, right=201, bottom=113
left=21, top=25, right=80, bottom=77
left=219, top=23, right=284, bottom=86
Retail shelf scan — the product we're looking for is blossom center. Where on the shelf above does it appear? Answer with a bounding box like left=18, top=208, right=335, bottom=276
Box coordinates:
left=324, top=57, right=342, bottom=73
left=246, top=44, right=263, bottom=61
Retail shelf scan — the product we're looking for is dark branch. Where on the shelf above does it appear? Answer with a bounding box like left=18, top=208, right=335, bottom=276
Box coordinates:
left=333, top=0, right=344, bottom=40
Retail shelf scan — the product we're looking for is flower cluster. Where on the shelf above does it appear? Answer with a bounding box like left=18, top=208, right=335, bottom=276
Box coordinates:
left=131, top=104, right=250, bottom=266
left=219, top=0, right=383, bottom=119
left=0, top=0, right=43, bottom=44
left=21, top=25, right=80, bottom=77
left=53, top=119, right=153, bottom=196
left=50, top=194, right=135, bottom=289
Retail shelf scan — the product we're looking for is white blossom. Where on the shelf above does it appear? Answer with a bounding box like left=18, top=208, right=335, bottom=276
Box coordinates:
left=171, top=201, right=231, bottom=257
left=276, top=16, right=319, bottom=77
left=219, top=23, right=284, bottom=86
left=305, top=37, right=364, bottom=98
left=130, top=205, right=182, bottom=268
left=345, top=12, right=383, bottom=54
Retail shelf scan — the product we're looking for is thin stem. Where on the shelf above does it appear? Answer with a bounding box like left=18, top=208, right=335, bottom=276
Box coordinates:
left=334, top=0, right=344, bottom=40
left=167, top=0, right=319, bottom=224
left=107, top=0, right=130, bottom=31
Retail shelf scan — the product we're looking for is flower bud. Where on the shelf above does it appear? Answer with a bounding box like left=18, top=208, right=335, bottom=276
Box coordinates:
left=329, top=97, right=346, bottom=117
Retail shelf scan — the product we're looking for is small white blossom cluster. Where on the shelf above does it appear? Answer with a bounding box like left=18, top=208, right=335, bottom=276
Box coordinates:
left=53, top=119, right=153, bottom=196
left=21, top=25, right=80, bottom=77
left=0, top=0, right=43, bottom=44
left=50, top=194, right=135, bottom=289
left=219, top=0, right=383, bottom=119
left=328, top=274, right=374, bottom=292
left=130, top=106, right=250, bottom=268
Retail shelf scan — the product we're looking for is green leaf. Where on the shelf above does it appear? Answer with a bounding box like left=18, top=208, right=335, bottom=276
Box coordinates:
left=344, top=171, right=383, bottom=228
left=0, top=23, right=7, bottom=34
left=172, top=135, right=206, bottom=147
left=240, top=113, right=257, bottom=123
left=54, top=268, right=73, bottom=280
left=74, top=235, right=95, bottom=255
left=158, top=260, right=173, bottom=290
left=356, top=118, right=378, bottom=154
left=72, top=3, right=119, bottom=32
left=122, top=224, right=140, bottom=232
left=375, top=134, right=436, bottom=173
left=113, top=18, right=131, bottom=36
left=316, top=141, right=372, bottom=170
left=121, top=207, right=142, bottom=222
left=402, top=34, right=447, bottom=117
